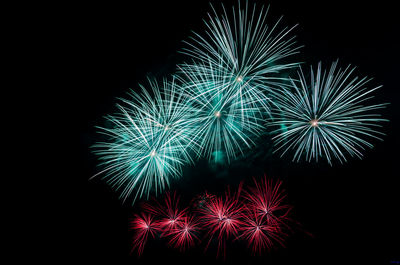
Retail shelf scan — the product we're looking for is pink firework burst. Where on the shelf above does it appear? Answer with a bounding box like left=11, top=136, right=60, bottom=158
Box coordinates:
left=130, top=213, right=159, bottom=256
left=243, top=177, right=292, bottom=227
left=199, top=185, right=244, bottom=257
left=166, top=215, right=200, bottom=251
left=142, top=191, right=188, bottom=236
left=239, top=209, right=286, bottom=255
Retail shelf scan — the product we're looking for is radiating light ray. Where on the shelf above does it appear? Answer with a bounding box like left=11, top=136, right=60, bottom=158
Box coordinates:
left=130, top=213, right=159, bottom=256
left=181, top=1, right=301, bottom=117
left=178, top=61, right=265, bottom=163
left=165, top=215, right=200, bottom=251
left=271, top=61, right=388, bottom=164
left=92, top=78, right=198, bottom=203
left=239, top=209, right=286, bottom=255
left=198, top=185, right=244, bottom=258
left=142, top=191, right=188, bottom=236
left=243, top=177, right=292, bottom=228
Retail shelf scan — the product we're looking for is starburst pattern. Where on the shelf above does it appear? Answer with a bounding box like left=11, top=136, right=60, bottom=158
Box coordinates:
left=181, top=1, right=300, bottom=116
left=130, top=213, right=159, bottom=256
left=165, top=215, right=200, bottom=251
left=142, top=191, right=188, bottom=236
left=271, top=61, right=388, bottom=164
left=239, top=209, right=286, bottom=254
left=243, top=177, right=291, bottom=227
left=197, top=185, right=244, bottom=257
left=92, top=78, right=197, bottom=202
left=179, top=61, right=264, bottom=163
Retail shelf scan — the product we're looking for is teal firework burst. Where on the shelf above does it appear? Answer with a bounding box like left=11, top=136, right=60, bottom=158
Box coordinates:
left=179, top=60, right=264, bottom=163
left=270, top=61, right=388, bottom=164
left=92, top=78, right=197, bottom=202
left=181, top=1, right=301, bottom=116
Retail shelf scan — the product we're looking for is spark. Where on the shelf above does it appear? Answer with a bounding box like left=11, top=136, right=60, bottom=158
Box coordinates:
left=310, top=119, right=319, bottom=127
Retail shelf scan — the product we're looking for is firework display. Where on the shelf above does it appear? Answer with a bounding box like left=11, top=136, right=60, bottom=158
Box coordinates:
left=92, top=2, right=387, bottom=200
left=270, top=61, right=388, bottom=164
left=130, top=177, right=293, bottom=257
left=91, top=1, right=389, bottom=259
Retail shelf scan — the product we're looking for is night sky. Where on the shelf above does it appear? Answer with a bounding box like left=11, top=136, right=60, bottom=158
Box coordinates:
left=80, top=1, right=399, bottom=264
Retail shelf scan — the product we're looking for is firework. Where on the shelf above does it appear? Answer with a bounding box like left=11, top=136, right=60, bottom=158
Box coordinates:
left=198, top=185, right=244, bottom=257
left=130, top=213, right=159, bottom=256
left=239, top=209, right=285, bottom=254
left=239, top=177, right=291, bottom=254
left=142, top=191, right=188, bottom=236
left=165, top=215, right=200, bottom=251
left=243, top=177, right=291, bottom=227
left=179, top=61, right=264, bottom=163
left=181, top=1, right=300, bottom=117
left=92, top=78, right=197, bottom=202
left=270, top=61, right=388, bottom=164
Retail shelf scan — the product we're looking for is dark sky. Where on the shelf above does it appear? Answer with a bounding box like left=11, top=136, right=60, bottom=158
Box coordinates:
left=80, top=1, right=399, bottom=264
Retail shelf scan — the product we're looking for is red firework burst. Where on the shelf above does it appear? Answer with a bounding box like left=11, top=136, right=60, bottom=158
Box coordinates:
left=130, top=213, right=159, bottom=256
left=239, top=209, right=286, bottom=255
left=243, top=177, right=292, bottom=227
left=165, top=215, right=200, bottom=251
left=199, top=185, right=244, bottom=257
left=142, top=191, right=188, bottom=236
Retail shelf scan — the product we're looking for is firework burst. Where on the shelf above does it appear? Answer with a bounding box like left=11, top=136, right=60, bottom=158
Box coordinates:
left=165, top=215, right=200, bottom=251
left=198, top=185, right=244, bottom=257
left=179, top=61, right=264, bottom=163
left=142, top=191, right=188, bottom=236
left=181, top=1, right=300, bottom=117
left=239, top=209, right=286, bottom=254
left=92, top=78, right=197, bottom=202
left=243, top=177, right=291, bottom=227
left=130, top=213, right=159, bottom=256
left=271, top=61, right=388, bottom=164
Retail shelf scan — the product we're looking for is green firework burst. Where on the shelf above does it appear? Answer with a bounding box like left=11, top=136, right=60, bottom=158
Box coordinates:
left=92, top=78, right=197, bottom=202
left=270, top=61, right=388, bottom=164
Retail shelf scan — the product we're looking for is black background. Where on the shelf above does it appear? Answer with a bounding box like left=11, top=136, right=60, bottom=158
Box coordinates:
left=80, top=0, right=399, bottom=264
